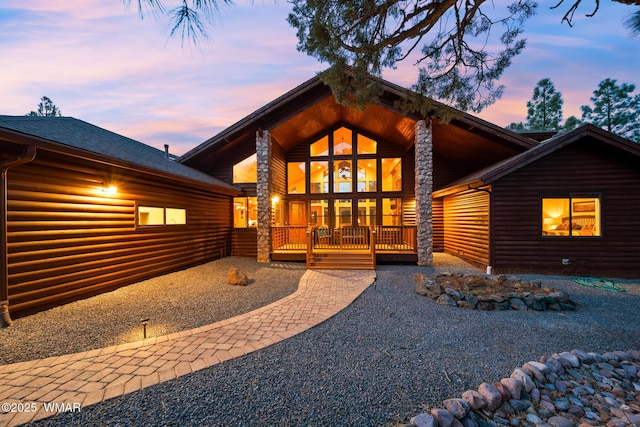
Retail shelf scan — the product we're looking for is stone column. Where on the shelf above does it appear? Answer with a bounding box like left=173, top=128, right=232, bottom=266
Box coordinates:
left=415, top=119, right=433, bottom=266
left=256, top=129, right=272, bottom=263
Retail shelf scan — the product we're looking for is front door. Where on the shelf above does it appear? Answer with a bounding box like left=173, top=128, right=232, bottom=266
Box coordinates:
left=288, top=201, right=307, bottom=243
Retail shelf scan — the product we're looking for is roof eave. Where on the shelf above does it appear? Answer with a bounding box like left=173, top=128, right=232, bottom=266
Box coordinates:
left=479, top=124, right=640, bottom=185
left=0, top=128, right=241, bottom=196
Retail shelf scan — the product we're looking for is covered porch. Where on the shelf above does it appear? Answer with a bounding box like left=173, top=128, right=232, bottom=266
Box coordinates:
left=271, top=225, right=418, bottom=268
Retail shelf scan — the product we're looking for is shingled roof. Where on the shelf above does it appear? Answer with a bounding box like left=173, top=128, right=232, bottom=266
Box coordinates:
left=433, top=124, right=640, bottom=197
left=0, top=115, right=238, bottom=193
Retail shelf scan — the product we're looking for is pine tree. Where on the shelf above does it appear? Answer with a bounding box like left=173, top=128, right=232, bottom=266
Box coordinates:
left=27, top=96, right=62, bottom=117
left=581, top=79, right=640, bottom=142
left=526, top=79, right=563, bottom=131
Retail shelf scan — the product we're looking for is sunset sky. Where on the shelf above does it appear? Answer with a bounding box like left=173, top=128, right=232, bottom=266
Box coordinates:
left=1, top=0, right=638, bottom=156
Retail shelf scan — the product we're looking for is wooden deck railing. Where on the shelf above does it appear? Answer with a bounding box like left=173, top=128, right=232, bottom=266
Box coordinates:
left=374, top=225, right=416, bottom=252
left=272, top=226, right=308, bottom=251
left=272, top=225, right=416, bottom=253
left=311, top=226, right=371, bottom=250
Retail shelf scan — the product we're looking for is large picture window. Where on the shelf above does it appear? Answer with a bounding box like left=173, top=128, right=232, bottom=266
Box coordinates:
left=333, top=127, right=352, bottom=155
left=310, top=161, right=329, bottom=194
left=357, top=199, right=376, bottom=226
left=287, top=162, right=306, bottom=194
left=382, top=198, right=402, bottom=225
left=542, top=194, right=601, bottom=237
left=283, top=126, right=409, bottom=228
left=357, top=160, right=376, bottom=192
left=233, top=154, right=257, bottom=184
left=357, top=134, right=377, bottom=155
left=310, top=136, right=329, bottom=157
left=334, top=160, right=352, bottom=193
left=310, top=199, right=329, bottom=226
left=335, top=199, right=352, bottom=226
left=381, top=158, right=402, bottom=191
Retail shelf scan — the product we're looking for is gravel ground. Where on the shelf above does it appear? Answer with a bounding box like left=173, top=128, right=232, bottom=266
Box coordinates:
left=14, top=254, right=639, bottom=427
left=0, top=257, right=304, bottom=365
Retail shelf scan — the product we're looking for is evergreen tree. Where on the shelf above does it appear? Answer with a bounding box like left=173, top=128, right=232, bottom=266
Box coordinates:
left=27, top=96, right=62, bottom=117
left=624, top=10, right=640, bottom=37
left=506, top=122, right=527, bottom=131
left=581, top=78, right=640, bottom=142
left=128, top=0, right=638, bottom=114
left=562, top=116, right=581, bottom=133
left=526, top=79, right=563, bottom=131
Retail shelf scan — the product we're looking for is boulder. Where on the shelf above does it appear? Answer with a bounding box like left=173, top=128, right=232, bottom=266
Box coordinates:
left=443, top=398, right=470, bottom=419
left=462, top=390, right=487, bottom=411
left=431, top=408, right=454, bottom=427
left=414, top=274, right=442, bottom=298
left=437, top=294, right=458, bottom=307
left=410, top=413, right=437, bottom=427
left=228, top=267, right=250, bottom=286
left=478, top=382, right=502, bottom=411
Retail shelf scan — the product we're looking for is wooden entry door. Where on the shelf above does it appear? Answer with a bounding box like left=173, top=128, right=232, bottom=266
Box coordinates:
left=288, top=201, right=307, bottom=243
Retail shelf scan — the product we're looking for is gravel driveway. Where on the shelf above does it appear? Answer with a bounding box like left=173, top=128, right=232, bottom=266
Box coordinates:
left=0, top=257, right=305, bottom=365
left=9, top=255, right=638, bottom=426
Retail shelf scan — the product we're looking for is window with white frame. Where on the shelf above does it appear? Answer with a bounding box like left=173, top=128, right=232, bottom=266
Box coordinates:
left=138, top=206, right=186, bottom=226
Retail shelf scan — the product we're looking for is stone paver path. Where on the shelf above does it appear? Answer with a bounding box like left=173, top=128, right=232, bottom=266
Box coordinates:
left=0, top=269, right=375, bottom=427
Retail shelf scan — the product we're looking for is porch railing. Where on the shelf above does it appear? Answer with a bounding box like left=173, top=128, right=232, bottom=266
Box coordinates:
left=272, top=225, right=416, bottom=253
left=311, top=226, right=371, bottom=250
left=272, top=226, right=308, bottom=251
left=374, top=225, right=416, bottom=252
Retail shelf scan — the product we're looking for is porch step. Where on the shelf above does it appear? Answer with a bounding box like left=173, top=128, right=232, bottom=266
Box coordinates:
left=307, top=252, right=375, bottom=270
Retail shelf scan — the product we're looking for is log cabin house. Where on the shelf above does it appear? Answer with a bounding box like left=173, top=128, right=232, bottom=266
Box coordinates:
left=180, top=74, right=640, bottom=278
left=0, top=116, right=239, bottom=323
left=179, top=75, right=537, bottom=269
left=2, top=73, right=639, bottom=322
left=433, top=124, right=640, bottom=279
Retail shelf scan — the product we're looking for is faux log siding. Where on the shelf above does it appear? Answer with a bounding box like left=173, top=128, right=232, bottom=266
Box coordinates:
left=443, top=189, right=490, bottom=265
left=6, top=156, right=232, bottom=315
left=432, top=198, right=444, bottom=252
left=491, top=140, right=640, bottom=277
left=232, top=228, right=258, bottom=257
left=271, top=142, right=287, bottom=196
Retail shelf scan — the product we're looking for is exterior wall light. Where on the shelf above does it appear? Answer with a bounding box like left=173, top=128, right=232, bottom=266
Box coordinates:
left=102, top=185, right=117, bottom=195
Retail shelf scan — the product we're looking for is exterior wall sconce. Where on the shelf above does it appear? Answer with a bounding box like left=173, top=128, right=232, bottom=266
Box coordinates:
left=102, top=185, right=117, bottom=195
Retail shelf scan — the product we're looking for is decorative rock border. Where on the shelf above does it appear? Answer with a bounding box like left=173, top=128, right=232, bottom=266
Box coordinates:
left=414, top=273, right=578, bottom=312
left=409, top=349, right=640, bottom=427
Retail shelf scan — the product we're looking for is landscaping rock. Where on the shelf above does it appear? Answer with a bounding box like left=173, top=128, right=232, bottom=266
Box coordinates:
left=414, top=274, right=578, bottom=312
left=431, top=408, right=455, bottom=427
left=462, top=390, right=487, bottom=410
left=443, top=398, right=471, bottom=419
left=500, top=378, right=523, bottom=400
left=478, top=383, right=502, bottom=411
left=411, top=413, right=437, bottom=427
left=437, top=294, right=458, bottom=307
left=410, top=350, right=640, bottom=427
left=228, top=267, right=250, bottom=286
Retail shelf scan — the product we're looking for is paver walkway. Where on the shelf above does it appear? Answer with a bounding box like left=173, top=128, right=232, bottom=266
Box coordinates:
left=0, top=269, right=375, bottom=427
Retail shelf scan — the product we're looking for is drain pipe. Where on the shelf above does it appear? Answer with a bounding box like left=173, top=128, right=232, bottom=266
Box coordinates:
left=1, top=145, right=37, bottom=327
